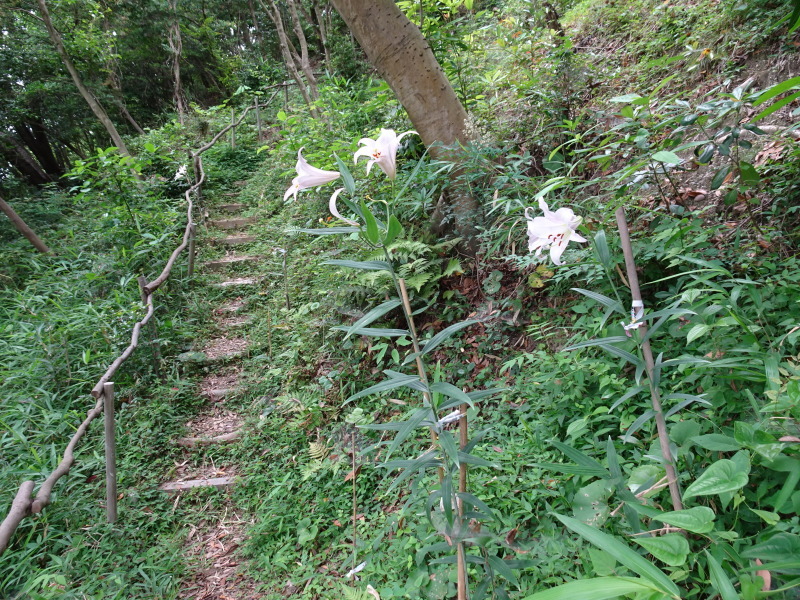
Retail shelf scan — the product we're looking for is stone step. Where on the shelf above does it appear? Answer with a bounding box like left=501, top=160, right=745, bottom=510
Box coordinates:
left=160, top=476, right=236, bottom=493
left=177, top=429, right=242, bottom=448
left=206, top=387, right=239, bottom=402
left=212, top=277, right=258, bottom=288
left=204, top=255, right=261, bottom=271
left=219, top=202, right=247, bottom=212
left=210, top=217, right=257, bottom=230
left=216, top=235, right=256, bottom=246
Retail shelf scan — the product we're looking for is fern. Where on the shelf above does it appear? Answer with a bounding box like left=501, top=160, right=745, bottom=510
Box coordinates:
left=340, top=585, right=374, bottom=600
left=309, top=441, right=330, bottom=460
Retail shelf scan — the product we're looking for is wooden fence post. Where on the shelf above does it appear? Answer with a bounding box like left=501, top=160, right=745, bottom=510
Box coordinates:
left=103, top=382, right=117, bottom=524
left=137, top=276, right=161, bottom=376
left=230, top=107, right=236, bottom=148
left=187, top=223, right=196, bottom=277
left=255, top=96, right=262, bottom=141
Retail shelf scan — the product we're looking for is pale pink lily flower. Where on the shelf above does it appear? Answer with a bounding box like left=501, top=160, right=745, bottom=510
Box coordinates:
left=525, top=198, right=587, bottom=265
left=354, top=128, right=417, bottom=180
left=329, top=188, right=359, bottom=227
left=283, top=147, right=340, bottom=202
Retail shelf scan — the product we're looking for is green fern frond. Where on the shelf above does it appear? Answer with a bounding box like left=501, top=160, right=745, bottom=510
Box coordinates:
left=309, top=441, right=330, bottom=460
left=340, top=584, right=372, bottom=600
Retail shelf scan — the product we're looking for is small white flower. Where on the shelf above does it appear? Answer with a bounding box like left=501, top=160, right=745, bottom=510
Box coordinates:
left=345, top=561, right=366, bottom=579
left=525, top=199, right=587, bottom=265
left=354, top=129, right=417, bottom=180
left=173, top=164, right=187, bottom=181
left=284, top=148, right=340, bottom=202
left=622, top=300, right=645, bottom=336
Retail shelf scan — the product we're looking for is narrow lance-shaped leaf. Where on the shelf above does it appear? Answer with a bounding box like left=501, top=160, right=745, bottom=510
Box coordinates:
left=419, top=319, right=480, bottom=356
left=554, top=514, right=681, bottom=598
left=325, top=259, right=392, bottom=271
left=334, top=152, right=356, bottom=195
left=338, top=299, right=402, bottom=340
left=521, top=577, right=665, bottom=600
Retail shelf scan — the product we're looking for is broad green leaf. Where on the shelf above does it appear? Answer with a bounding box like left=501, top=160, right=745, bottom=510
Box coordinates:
left=752, top=76, right=800, bottom=106
left=652, top=151, right=681, bottom=165
left=751, top=508, right=779, bottom=525
left=739, top=162, right=760, bottom=186
left=384, top=215, right=403, bottom=245
left=741, top=533, right=800, bottom=561
left=334, top=153, right=355, bottom=194
left=683, top=459, right=749, bottom=500
left=573, top=480, right=611, bottom=526
left=705, top=552, right=739, bottom=600
left=555, top=515, right=680, bottom=598
left=420, top=320, right=479, bottom=355
left=711, top=166, right=731, bottom=190
left=633, top=534, right=690, bottom=566
left=360, top=200, right=380, bottom=245
left=653, top=506, right=716, bottom=534
left=339, top=300, right=402, bottom=340
left=690, top=434, right=741, bottom=451
left=686, top=323, right=711, bottom=344
left=325, top=259, right=391, bottom=271
left=521, top=577, right=663, bottom=600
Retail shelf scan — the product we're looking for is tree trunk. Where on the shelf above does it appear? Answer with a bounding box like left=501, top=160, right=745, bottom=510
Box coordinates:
left=312, top=1, right=332, bottom=68
left=14, top=121, right=64, bottom=180
left=329, top=0, right=479, bottom=241
left=36, top=0, right=133, bottom=159
left=0, top=133, right=53, bottom=185
left=261, top=0, right=320, bottom=117
left=0, top=195, right=53, bottom=254
left=169, top=0, right=188, bottom=125
left=287, top=0, right=319, bottom=100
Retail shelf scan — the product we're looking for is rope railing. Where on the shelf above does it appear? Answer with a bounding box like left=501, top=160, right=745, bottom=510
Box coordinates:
left=0, top=100, right=264, bottom=555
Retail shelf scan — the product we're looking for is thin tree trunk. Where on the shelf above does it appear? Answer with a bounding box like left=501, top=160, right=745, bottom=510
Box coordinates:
left=330, top=0, right=478, bottom=241
left=169, top=0, right=188, bottom=125
left=248, top=0, right=263, bottom=48
left=287, top=0, right=319, bottom=100
left=14, top=121, right=63, bottom=179
left=313, top=1, right=332, bottom=68
left=0, top=134, right=52, bottom=185
left=0, top=195, right=53, bottom=254
left=36, top=0, right=133, bottom=159
left=261, top=0, right=320, bottom=117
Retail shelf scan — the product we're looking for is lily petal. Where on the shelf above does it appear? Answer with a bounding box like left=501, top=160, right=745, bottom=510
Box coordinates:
left=284, top=148, right=340, bottom=201
left=329, top=188, right=359, bottom=227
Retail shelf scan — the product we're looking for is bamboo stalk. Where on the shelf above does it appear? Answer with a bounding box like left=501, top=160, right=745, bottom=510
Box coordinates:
left=615, top=207, right=683, bottom=510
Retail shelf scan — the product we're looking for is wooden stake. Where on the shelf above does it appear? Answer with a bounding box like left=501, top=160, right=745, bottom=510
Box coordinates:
left=103, top=382, right=117, bottom=523
left=230, top=107, right=236, bottom=148
left=137, top=276, right=161, bottom=377
left=255, top=96, right=262, bottom=141
left=615, top=207, right=683, bottom=510
left=187, top=223, right=196, bottom=277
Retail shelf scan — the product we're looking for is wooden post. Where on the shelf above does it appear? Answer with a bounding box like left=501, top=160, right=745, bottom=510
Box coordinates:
left=103, top=382, right=117, bottom=524
left=615, top=207, right=683, bottom=511
left=187, top=223, right=196, bottom=277
left=284, top=81, right=289, bottom=108
left=255, top=96, right=262, bottom=141
left=230, top=107, right=236, bottom=148
left=137, top=276, right=162, bottom=376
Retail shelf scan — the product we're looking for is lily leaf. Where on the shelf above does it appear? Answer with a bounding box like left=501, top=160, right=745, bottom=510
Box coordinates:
left=521, top=577, right=664, bottom=600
